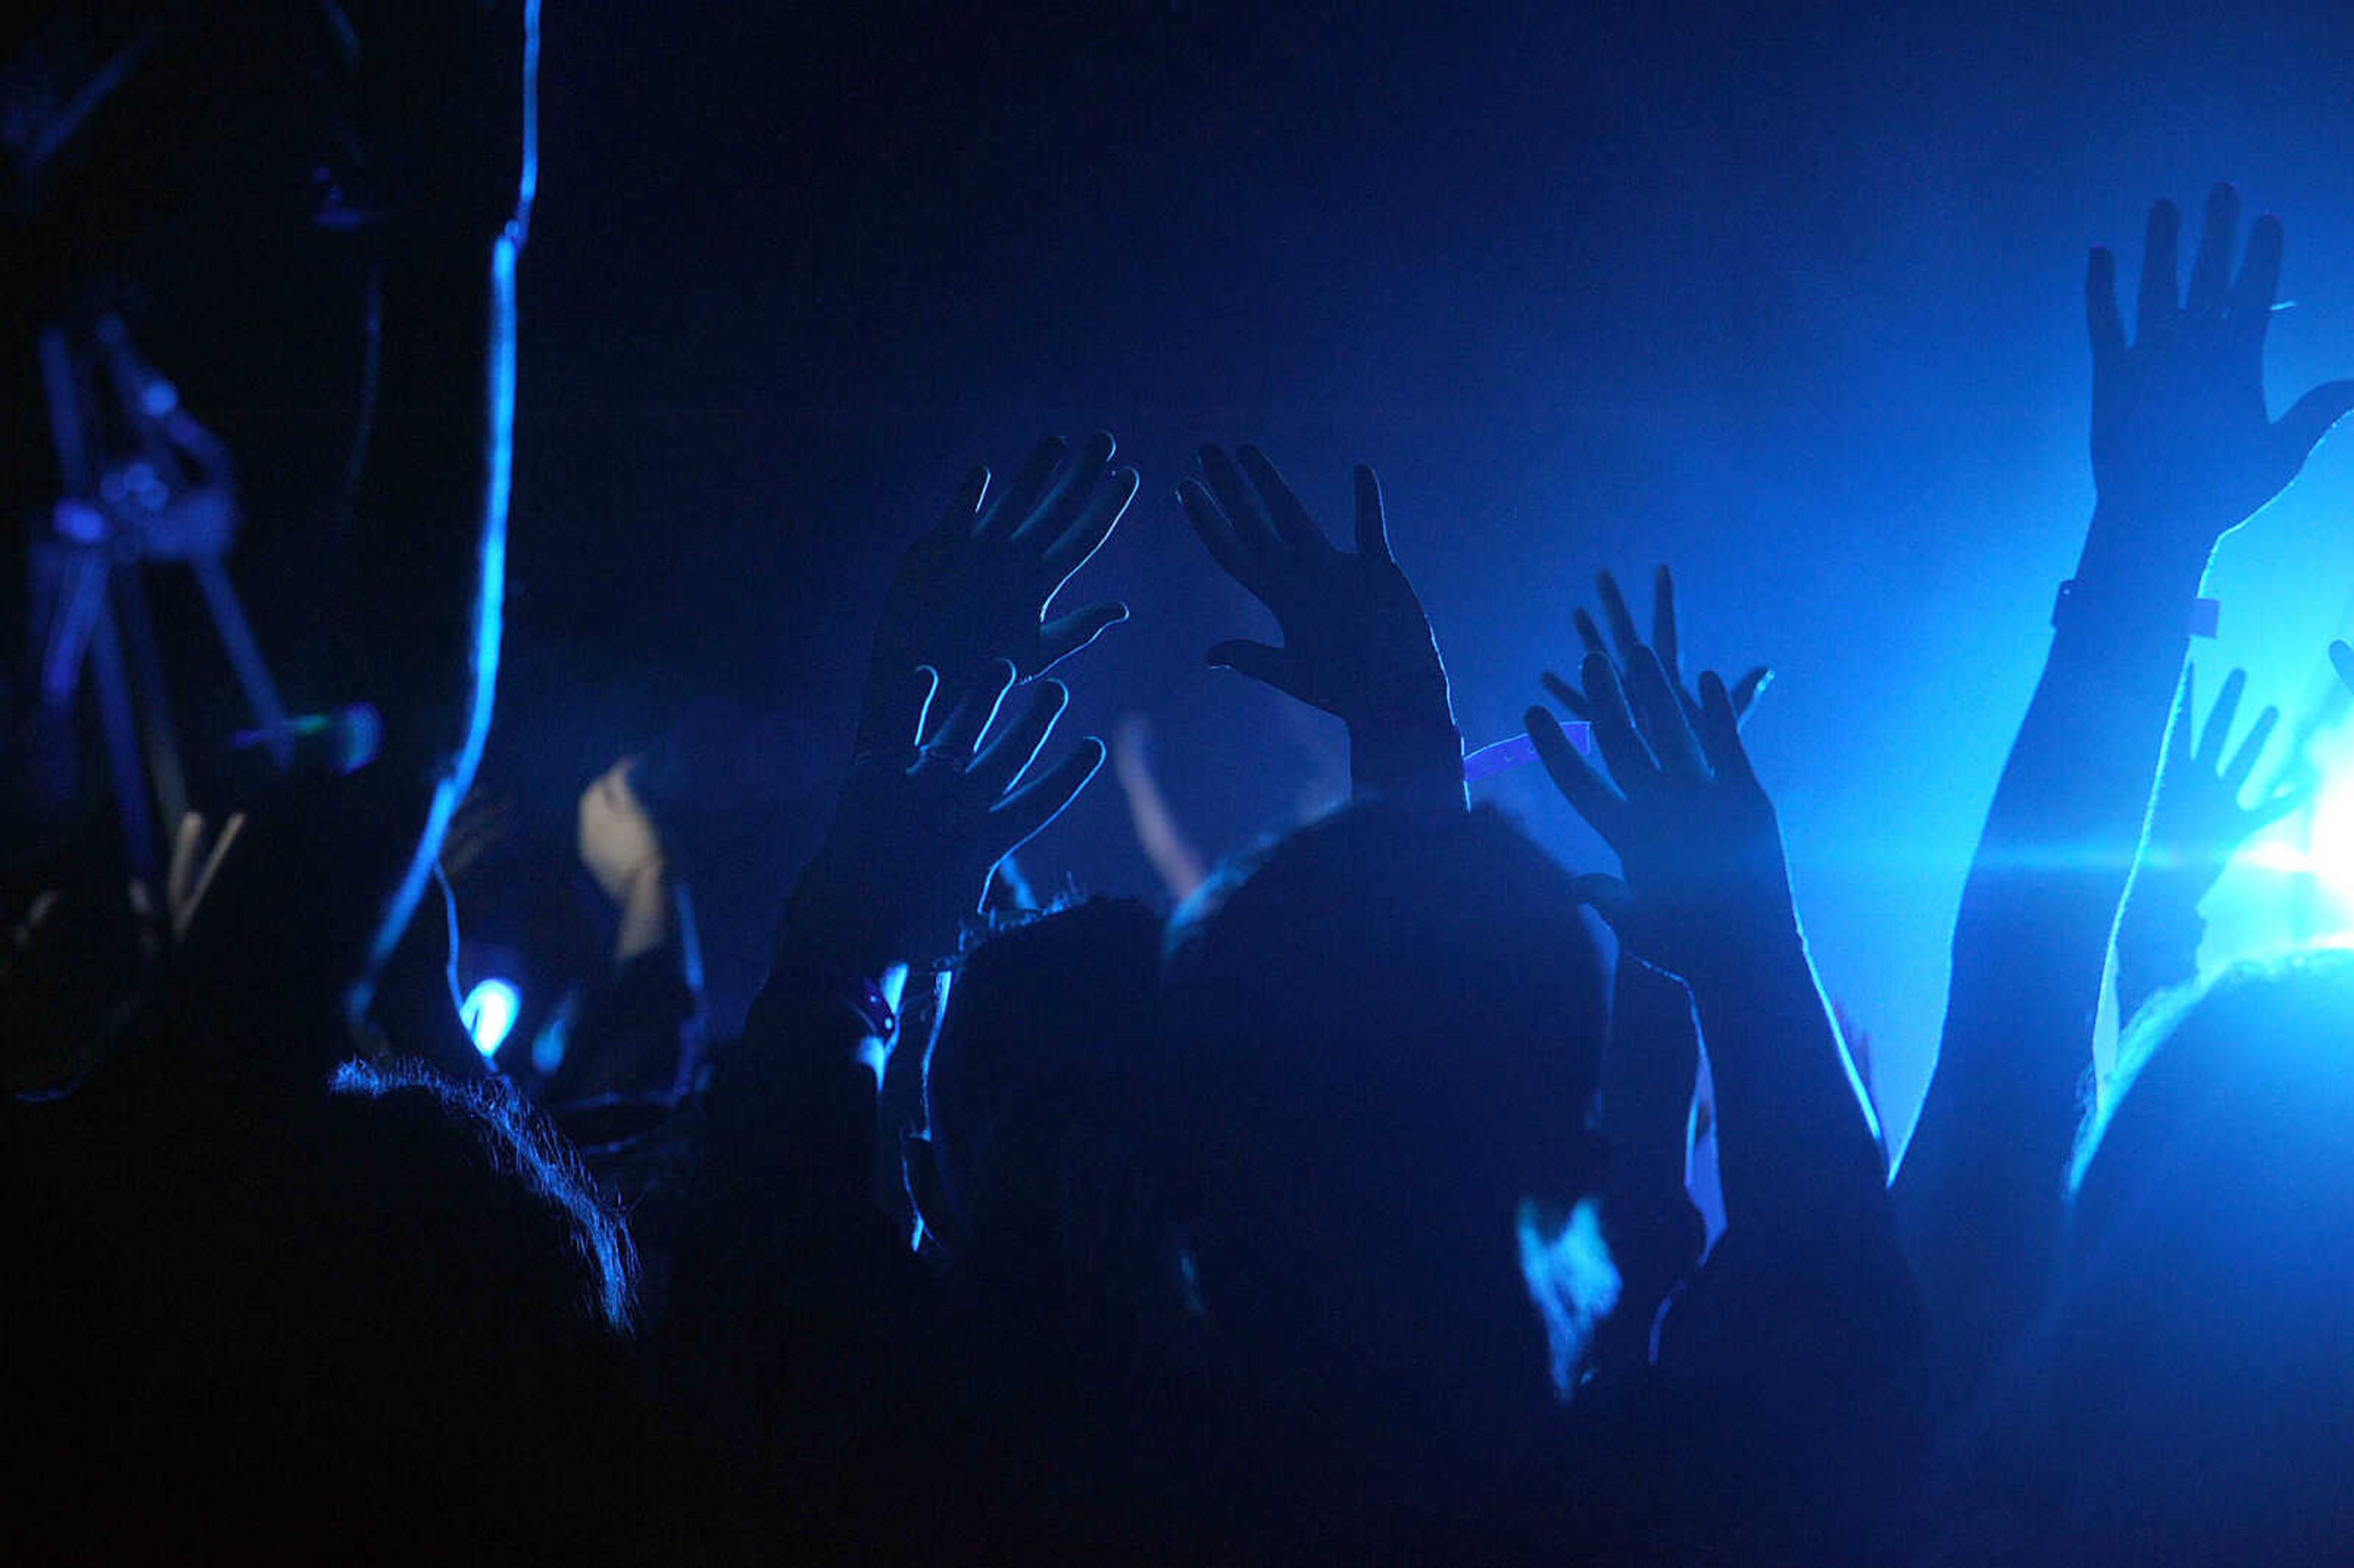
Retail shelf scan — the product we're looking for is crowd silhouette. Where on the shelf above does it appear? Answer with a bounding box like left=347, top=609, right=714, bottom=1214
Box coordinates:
left=11, top=7, right=2354, bottom=1564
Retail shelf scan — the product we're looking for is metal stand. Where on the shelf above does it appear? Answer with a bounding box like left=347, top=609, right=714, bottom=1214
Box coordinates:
left=31, top=315, right=292, bottom=898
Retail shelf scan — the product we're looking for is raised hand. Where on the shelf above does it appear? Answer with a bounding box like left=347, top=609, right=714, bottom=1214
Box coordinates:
left=1532, top=649, right=1899, bottom=1363
left=2140, top=664, right=2308, bottom=900
left=579, top=758, right=677, bottom=965
left=1527, top=649, right=1790, bottom=981
left=2083, top=184, right=2354, bottom=556
left=1541, top=566, right=1770, bottom=729
left=1180, top=445, right=1450, bottom=725
left=1886, top=187, right=2339, bottom=1385
left=858, top=434, right=1139, bottom=750
left=1180, top=444, right=1460, bottom=805
left=578, top=759, right=665, bottom=905
left=796, top=661, right=1105, bottom=972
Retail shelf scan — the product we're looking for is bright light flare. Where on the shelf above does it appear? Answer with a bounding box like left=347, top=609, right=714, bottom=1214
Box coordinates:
left=2295, top=772, right=2354, bottom=903
left=460, top=978, right=522, bottom=1059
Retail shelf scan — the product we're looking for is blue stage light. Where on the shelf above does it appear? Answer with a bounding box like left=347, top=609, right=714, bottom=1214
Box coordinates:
left=460, top=978, right=522, bottom=1058
left=2292, top=773, right=2354, bottom=905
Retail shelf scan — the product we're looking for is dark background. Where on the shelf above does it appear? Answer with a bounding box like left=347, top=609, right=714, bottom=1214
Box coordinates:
left=26, top=0, right=2354, bottom=1152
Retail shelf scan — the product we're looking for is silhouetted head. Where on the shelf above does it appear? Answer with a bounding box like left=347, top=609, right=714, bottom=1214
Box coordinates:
left=918, top=897, right=1165, bottom=1279
left=2038, top=948, right=2354, bottom=1563
left=1157, top=802, right=1610, bottom=1518
left=311, top=1056, right=639, bottom=1341
left=35, top=1052, right=649, bottom=1558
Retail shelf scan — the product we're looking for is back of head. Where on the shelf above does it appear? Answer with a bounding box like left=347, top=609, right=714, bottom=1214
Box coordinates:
left=923, top=897, right=1165, bottom=1277
left=310, top=1057, right=639, bottom=1358
left=1164, top=802, right=1607, bottom=1217
left=69, top=1054, right=653, bottom=1559
left=1157, top=802, right=1609, bottom=1519
left=2039, top=948, right=2354, bottom=1565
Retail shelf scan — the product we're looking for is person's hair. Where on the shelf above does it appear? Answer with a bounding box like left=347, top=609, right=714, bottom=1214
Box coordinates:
left=2073, top=944, right=2354, bottom=1231
left=2030, top=946, right=2354, bottom=1563
left=15, top=1047, right=652, bottom=1558
left=322, top=1055, right=640, bottom=1336
left=1141, top=801, right=1612, bottom=1546
left=923, top=896, right=1165, bottom=1261
left=1160, top=801, right=1609, bottom=1215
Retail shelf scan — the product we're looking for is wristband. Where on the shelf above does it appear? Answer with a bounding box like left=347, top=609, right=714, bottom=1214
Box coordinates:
left=2052, top=579, right=2220, bottom=638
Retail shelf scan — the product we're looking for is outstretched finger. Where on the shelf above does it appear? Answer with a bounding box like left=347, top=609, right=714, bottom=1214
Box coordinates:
left=2245, top=782, right=2315, bottom=835
left=1206, top=639, right=1317, bottom=707
left=969, top=679, right=1069, bottom=796
left=869, top=665, right=942, bottom=753
left=1528, top=704, right=1628, bottom=843
left=2196, top=667, right=2247, bottom=771
left=1015, top=430, right=1117, bottom=547
left=976, top=438, right=1067, bottom=540
left=2136, top=198, right=2182, bottom=341
left=1235, top=446, right=1330, bottom=555
left=1696, top=671, right=1761, bottom=793
left=2086, top=246, right=2127, bottom=368
left=1728, top=665, right=1772, bottom=723
left=1200, top=444, right=1286, bottom=557
left=992, top=736, right=1108, bottom=853
left=2185, top=183, right=2241, bottom=319
left=1038, top=601, right=1130, bottom=671
left=2219, top=704, right=2280, bottom=797
left=1579, top=652, right=1659, bottom=796
left=1652, top=565, right=1682, bottom=677
left=2273, top=379, right=2354, bottom=476
left=1178, top=479, right=1257, bottom=587
left=1625, top=646, right=1705, bottom=780
left=925, top=660, right=1018, bottom=759
left=2231, top=212, right=2284, bottom=351
left=1573, top=608, right=1610, bottom=658
left=1541, top=668, right=1592, bottom=721
left=1042, top=465, right=1140, bottom=581
left=939, top=465, right=989, bottom=538
left=1571, top=872, right=1634, bottom=933
left=1354, top=465, right=1393, bottom=562
left=1596, top=570, right=1643, bottom=659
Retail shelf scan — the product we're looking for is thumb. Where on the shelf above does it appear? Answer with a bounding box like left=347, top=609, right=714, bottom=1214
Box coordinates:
left=1571, top=872, right=1634, bottom=931
left=1206, top=640, right=1314, bottom=706
left=2274, top=379, right=2354, bottom=476
left=2329, top=639, right=2354, bottom=698
left=1728, top=665, right=1773, bottom=725
left=1038, top=601, right=1130, bottom=673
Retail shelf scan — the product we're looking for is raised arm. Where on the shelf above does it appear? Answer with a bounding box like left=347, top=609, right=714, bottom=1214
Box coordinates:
left=1530, top=652, right=1891, bottom=1275
left=1178, top=446, right=1464, bottom=812
left=2114, top=665, right=2306, bottom=1023
left=1896, top=188, right=2354, bottom=1383
left=663, top=658, right=1103, bottom=1532
left=1531, top=640, right=1924, bottom=1558
left=1543, top=568, right=1768, bottom=1378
